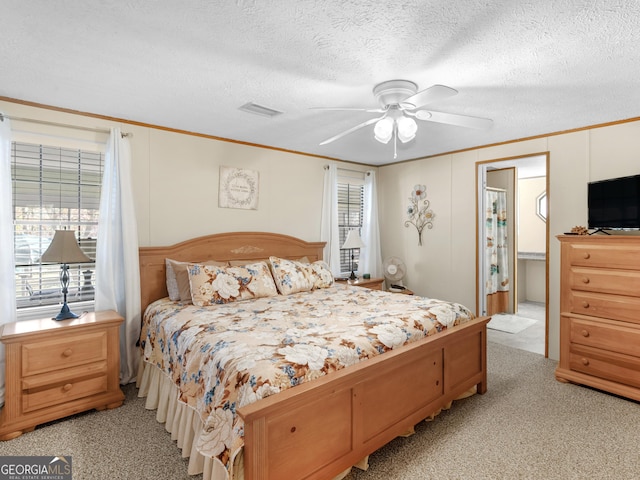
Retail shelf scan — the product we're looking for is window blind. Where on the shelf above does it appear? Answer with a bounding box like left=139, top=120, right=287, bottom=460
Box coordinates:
left=337, top=181, right=364, bottom=274
left=12, top=141, right=103, bottom=310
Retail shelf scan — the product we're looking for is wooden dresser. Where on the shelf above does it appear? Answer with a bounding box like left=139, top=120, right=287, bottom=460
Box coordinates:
left=556, top=235, right=640, bottom=400
left=0, top=310, right=125, bottom=440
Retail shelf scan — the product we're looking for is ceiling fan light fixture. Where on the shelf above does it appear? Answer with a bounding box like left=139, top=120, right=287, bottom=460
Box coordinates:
left=396, top=116, right=417, bottom=143
left=374, top=117, right=394, bottom=144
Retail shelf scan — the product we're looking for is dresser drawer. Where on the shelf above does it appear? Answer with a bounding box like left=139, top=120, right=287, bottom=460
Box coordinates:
left=22, top=331, right=108, bottom=377
left=569, top=344, right=640, bottom=389
left=569, top=317, right=640, bottom=357
left=569, top=291, right=640, bottom=324
left=568, top=267, right=640, bottom=297
left=568, top=242, right=640, bottom=270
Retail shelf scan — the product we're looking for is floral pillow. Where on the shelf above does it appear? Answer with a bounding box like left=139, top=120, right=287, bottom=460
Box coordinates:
left=308, top=260, right=334, bottom=289
left=188, top=261, right=278, bottom=306
left=165, top=258, right=227, bottom=302
left=268, top=256, right=314, bottom=295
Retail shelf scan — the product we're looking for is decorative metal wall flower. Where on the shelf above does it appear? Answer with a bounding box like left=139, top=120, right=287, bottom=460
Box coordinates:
left=405, top=184, right=434, bottom=246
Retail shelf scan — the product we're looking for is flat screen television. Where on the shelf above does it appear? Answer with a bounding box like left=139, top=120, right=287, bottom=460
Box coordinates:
left=588, top=174, right=640, bottom=230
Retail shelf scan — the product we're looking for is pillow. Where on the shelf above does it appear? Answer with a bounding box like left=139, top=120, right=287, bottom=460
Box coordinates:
left=188, top=261, right=278, bottom=306
left=308, top=260, right=334, bottom=289
left=268, top=256, right=314, bottom=295
left=166, top=258, right=228, bottom=302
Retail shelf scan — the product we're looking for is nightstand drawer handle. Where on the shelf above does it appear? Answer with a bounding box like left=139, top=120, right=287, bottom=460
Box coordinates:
left=582, top=301, right=590, bottom=308
left=62, top=383, right=73, bottom=392
left=583, top=252, right=590, bottom=259
left=62, top=348, right=73, bottom=357
left=582, top=277, right=590, bottom=284
left=581, top=329, right=590, bottom=337
left=581, top=358, right=590, bottom=366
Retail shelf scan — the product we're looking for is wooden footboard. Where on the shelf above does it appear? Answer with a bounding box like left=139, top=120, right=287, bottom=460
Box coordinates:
left=239, top=316, right=489, bottom=480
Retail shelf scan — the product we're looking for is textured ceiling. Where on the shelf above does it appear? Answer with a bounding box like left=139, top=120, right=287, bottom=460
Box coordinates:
left=2, top=1, right=640, bottom=166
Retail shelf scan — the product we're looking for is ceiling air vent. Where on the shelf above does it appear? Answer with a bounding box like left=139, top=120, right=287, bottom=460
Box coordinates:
left=239, top=102, right=283, bottom=118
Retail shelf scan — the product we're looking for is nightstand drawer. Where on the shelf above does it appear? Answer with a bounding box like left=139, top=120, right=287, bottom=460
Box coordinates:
left=22, top=362, right=108, bottom=413
left=22, top=331, right=108, bottom=377
left=569, top=317, right=640, bottom=357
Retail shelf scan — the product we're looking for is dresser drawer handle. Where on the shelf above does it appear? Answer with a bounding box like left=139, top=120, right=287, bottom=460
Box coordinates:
left=581, top=358, right=590, bottom=366
left=581, top=329, right=590, bottom=337
left=62, top=383, right=73, bottom=392
left=582, top=277, right=590, bottom=284
left=62, top=348, right=73, bottom=357
left=583, top=252, right=590, bottom=259
left=582, top=301, right=590, bottom=308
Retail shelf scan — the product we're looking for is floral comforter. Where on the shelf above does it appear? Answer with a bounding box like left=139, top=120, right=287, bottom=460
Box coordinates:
left=140, top=284, right=474, bottom=476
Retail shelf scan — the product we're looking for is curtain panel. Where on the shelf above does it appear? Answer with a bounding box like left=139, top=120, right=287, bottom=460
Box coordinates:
left=361, top=170, right=382, bottom=278
left=95, top=128, right=141, bottom=384
left=320, top=164, right=341, bottom=276
left=485, top=189, right=509, bottom=295
left=0, top=115, right=16, bottom=406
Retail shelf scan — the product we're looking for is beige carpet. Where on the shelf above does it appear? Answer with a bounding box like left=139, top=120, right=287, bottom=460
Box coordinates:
left=1, top=342, right=639, bottom=479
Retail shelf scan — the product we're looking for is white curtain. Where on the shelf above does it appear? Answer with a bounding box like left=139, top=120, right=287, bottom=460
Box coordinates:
left=0, top=115, right=15, bottom=407
left=320, top=164, right=341, bottom=275
left=485, top=189, right=509, bottom=295
left=95, top=128, right=141, bottom=384
left=360, top=170, right=382, bottom=278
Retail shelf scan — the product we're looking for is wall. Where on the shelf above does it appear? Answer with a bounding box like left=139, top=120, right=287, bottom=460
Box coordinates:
left=518, top=176, right=546, bottom=303
left=0, top=100, right=370, bottom=249
left=379, top=123, right=640, bottom=361
left=518, top=177, right=546, bottom=253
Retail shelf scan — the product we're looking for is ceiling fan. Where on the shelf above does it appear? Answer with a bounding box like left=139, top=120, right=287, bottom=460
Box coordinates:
left=316, top=80, right=493, bottom=158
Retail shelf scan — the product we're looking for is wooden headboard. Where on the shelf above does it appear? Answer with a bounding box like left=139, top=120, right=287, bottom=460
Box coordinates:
left=138, top=231, right=325, bottom=312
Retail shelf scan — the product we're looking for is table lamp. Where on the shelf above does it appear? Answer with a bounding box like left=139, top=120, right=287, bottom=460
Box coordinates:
left=39, top=230, right=92, bottom=320
left=342, top=230, right=365, bottom=281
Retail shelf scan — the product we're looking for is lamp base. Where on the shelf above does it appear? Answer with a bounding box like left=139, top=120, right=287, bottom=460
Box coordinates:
left=349, top=270, right=357, bottom=281
left=53, top=303, right=79, bottom=321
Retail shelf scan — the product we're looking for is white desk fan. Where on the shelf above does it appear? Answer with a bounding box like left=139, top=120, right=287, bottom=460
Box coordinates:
left=383, top=257, right=407, bottom=292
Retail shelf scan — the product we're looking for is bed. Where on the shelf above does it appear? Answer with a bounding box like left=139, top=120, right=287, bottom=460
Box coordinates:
left=136, top=231, right=489, bottom=480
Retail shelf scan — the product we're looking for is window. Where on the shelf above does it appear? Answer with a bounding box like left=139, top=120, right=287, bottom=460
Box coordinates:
left=12, top=141, right=104, bottom=312
left=337, top=178, right=364, bottom=274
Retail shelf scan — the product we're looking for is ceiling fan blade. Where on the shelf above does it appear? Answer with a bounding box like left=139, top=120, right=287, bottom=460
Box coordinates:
left=401, top=85, right=458, bottom=109
left=417, top=110, right=493, bottom=129
left=319, top=115, right=385, bottom=145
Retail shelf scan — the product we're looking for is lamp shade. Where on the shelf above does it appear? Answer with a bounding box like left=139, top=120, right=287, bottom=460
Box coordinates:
left=342, top=229, right=365, bottom=249
left=40, top=230, right=92, bottom=264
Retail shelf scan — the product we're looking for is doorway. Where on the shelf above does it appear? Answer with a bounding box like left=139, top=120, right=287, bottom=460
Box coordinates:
left=477, top=153, right=549, bottom=357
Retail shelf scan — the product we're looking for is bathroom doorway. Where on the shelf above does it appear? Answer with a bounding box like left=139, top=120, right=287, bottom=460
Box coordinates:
left=477, top=153, right=549, bottom=357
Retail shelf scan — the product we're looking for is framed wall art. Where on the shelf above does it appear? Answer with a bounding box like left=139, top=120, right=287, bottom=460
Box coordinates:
left=218, top=166, right=259, bottom=210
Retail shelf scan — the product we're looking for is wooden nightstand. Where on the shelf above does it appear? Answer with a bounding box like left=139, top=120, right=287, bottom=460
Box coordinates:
left=0, top=310, right=125, bottom=440
left=346, top=277, right=384, bottom=290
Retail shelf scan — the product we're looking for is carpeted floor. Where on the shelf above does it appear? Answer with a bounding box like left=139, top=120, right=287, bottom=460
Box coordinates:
left=1, top=342, right=638, bottom=479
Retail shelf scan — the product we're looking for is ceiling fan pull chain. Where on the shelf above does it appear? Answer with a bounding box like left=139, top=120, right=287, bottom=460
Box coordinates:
left=393, top=125, right=398, bottom=159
